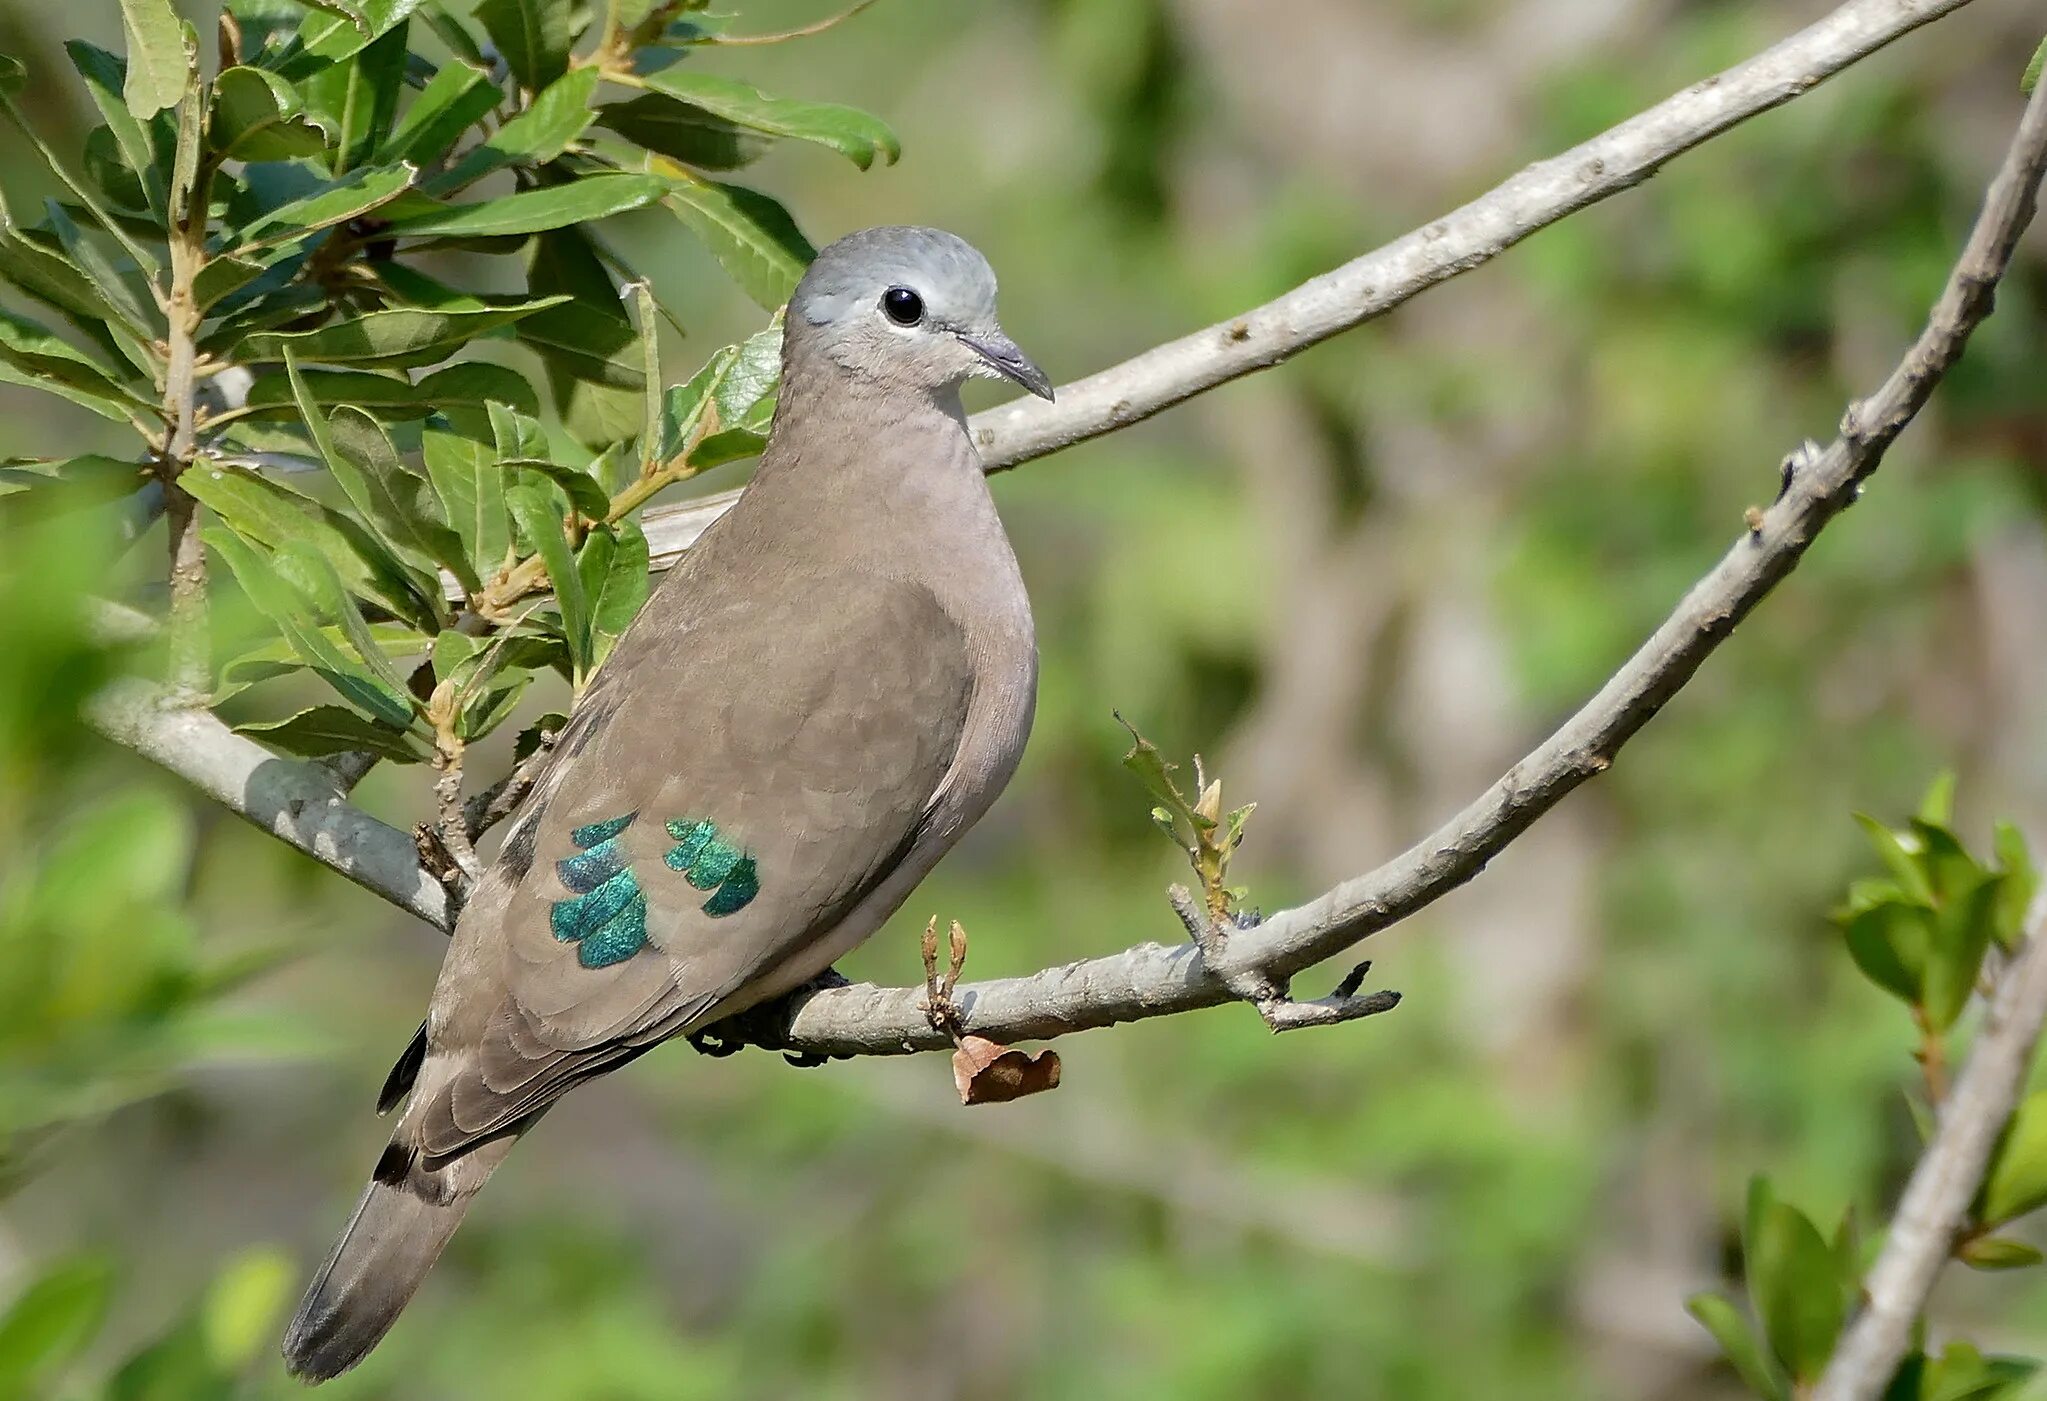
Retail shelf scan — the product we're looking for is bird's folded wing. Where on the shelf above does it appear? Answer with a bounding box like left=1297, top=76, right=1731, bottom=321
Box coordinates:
left=414, top=576, right=972, bottom=1157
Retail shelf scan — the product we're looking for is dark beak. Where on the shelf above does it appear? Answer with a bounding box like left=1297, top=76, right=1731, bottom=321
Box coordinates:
left=960, top=330, right=1055, bottom=401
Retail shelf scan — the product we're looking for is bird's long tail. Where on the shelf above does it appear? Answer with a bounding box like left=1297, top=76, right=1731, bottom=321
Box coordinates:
left=281, top=1128, right=518, bottom=1382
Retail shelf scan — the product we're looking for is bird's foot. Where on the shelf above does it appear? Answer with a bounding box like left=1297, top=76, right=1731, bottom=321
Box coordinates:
left=1168, top=883, right=1402, bottom=1032
left=686, top=967, right=853, bottom=1067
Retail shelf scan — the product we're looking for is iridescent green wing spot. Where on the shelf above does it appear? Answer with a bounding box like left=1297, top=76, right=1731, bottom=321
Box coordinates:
left=663, top=817, right=760, bottom=917
left=551, top=812, right=650, bottom=968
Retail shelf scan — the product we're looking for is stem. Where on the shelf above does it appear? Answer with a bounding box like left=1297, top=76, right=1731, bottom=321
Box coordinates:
left=158, top=133, right=215, bottom=704
left=1912, top=1007, right=1950, bottom=1107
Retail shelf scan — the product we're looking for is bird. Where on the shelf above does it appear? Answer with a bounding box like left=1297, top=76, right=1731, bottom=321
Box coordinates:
left=281, top=226, right=1052, bottom=1381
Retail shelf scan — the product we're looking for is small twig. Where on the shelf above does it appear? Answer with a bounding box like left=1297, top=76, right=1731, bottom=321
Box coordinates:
left=1169, top=884, right=1398, bottom=1032
left=460, top=725, right=561, bottom=841
left=704, top=0, right=881, bottom=45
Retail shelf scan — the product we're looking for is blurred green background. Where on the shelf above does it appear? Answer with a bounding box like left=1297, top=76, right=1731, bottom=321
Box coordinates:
left=3, top=0, right=2047, bottom=1396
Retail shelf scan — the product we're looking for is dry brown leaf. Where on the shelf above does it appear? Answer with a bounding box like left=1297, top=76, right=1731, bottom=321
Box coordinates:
left=951, top=1034, right=1062, bottom=1105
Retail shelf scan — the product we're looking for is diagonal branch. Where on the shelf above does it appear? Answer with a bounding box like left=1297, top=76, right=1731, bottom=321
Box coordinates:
left=88, top=63, right=2047, bottom=1062
left=1811, top=74, right=2047, bottom=1401
left=629, top=0, right=1983, bottom=572
left=1812, top=908, right=2047, bottom=1401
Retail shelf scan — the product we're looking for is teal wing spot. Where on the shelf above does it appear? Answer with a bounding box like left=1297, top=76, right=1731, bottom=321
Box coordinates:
left=664, top=817, right=760, bottom=917
left=572, top=814, right=635, bottom=847
left=551, top=813, right=650, bottom=965
left=663, top=819, right=713, bottom=871
left=578, top=891, right=649, bottom=968
left=699, top=855, right=758, bottom=917
left=684, top=836, right=742, bottom=891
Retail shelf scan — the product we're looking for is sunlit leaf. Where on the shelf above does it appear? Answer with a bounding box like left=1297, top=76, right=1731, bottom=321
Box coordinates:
left=633, top=59, right=899, bottom=169
left=474, top=0, right=572, bottom=94
left=119, top=0, right=192, bottom=118
left=243, top=297, right=567, bottom=369
left=597, top=94, right=762, bottom=170
left=663, top=175, right=813, bottom=308
left=385, top=173, right=669, bottom=239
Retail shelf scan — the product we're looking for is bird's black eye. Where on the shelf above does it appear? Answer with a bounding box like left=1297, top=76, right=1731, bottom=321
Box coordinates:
left=881, top=286, right=924, bottom=326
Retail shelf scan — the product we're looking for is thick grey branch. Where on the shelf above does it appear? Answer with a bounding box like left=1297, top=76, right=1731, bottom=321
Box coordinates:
left=86, top=678, right=451, bottom=930
left=631, top=0, right=1979, bottom=572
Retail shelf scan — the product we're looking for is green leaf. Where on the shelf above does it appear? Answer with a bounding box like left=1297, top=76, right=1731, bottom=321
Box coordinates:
left=633, top=61, right=899, bottom=169
left=302, top=21, right=412, bottom=171
left=235, top=705, right=428, bottom=761
left=202, top=1248, right=296, bottom=1371
left=303, top=0, right=424, bottom=62
left=1685, top=1294, right=1786, bottom=1401
left=508, top=456, right=612, bottom=518
left=416, top=428, right=504, bottom=594
left=39, top=200, right=153, bottom=336
left=235, top=162, right=418, bottom=248
left=1922, top=870, right=2000, bottom=1031
left=1978, top=1090, right=2047, bottom=1226
left=1748, top=1199, right=1846, bottom=1383
left=243, top=297, right=567, bottom=369
left=632, top=287, right=662, bottom=474
left=1839, top=898, right=1930, bottom=1005
left=596, top=94, right=762, bottom=170
left=458, top=670, right=531, bottom=740
left=656, top=344, right=736, bottom=461
left=327, top=406, right=474, bottom=588
left=507, top=477, right=591, bottom=677
left=210, top=66, right=327, bottom=162
left=1956, top=1236, right=2043, bottom=1271
left=519, top=229, right=645, bottom=447
left=119, top=0, right=192, bottom=118
left=385, top=173, right=669, bottom=239
left=0, top=1257, right=113, bottom=1396
left=205, top=526, right=417, bottom=726
left=1921, top=1341, right=2042, bottom=1401
left=65, top=41, right=171, bottom=215
left=1855, top=813, right=1938, bottom=908
left=237, top=361, right=537, bottom=421
left=0, top=453, right=145, bottom=504
left=0, top=360, right=132, bottom=421
left=663, top=176, right=813, bottom=307
left=1991, top=820, right=2035, bottom=950
left=430, top=66, right=597, bottom=191
left=488, top=399, right=550, bottom=460
left=181, top=458, right=441, bottom=632
left=0, top=224, right=124, bottom=328
left=474, top=0, right=573, bottom=93
left=582, top=517, right=649, bottom=650
left=1917, top=771, right=1958, bottom=827
left=2024, top=36, right=2046, bottom=95
left=382, top=60, right=500, bottom=164
left=0, top=308, right=145, bottom=406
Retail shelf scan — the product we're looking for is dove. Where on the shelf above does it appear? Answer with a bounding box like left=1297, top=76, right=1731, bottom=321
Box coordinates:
left=283, top=226, right=1051, bottom=1381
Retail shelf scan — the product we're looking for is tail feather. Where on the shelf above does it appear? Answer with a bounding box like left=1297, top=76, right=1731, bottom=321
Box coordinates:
left=282, top=1132, right=516, bottom=1383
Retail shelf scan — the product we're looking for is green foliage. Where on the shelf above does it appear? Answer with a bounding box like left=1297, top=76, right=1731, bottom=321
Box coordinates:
left=0, top=0, right=899, bottom=767
left=1117, top=712, right=1256, bottom=922
left=1694, top=782, right=2047, bottom=1397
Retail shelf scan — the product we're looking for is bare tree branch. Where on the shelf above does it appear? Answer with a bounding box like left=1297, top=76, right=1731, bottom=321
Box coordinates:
left=1809, top=76, right=2047, bottom=1401
left=81, top=0, right=2038, bottom=1064
left=629, top=0, right=1982, bottom=573
left=85, top=678, right=451, bottom=930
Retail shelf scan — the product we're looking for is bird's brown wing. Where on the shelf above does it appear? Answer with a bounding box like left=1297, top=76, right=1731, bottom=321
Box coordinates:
left=410, top=574, right=971, bottom=1158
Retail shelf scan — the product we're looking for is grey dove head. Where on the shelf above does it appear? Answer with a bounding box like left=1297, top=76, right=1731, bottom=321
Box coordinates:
left=787, top=226, right=1053, bottom=404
